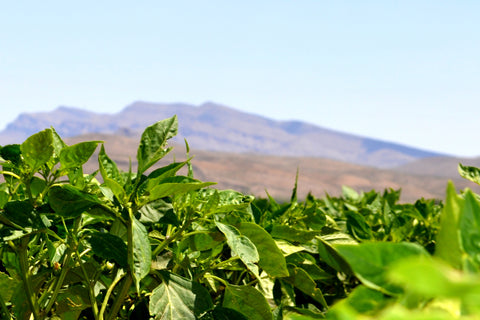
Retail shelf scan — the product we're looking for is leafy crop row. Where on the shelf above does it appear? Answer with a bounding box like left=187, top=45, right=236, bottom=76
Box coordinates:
left=0, top=116, right=479, bottom=319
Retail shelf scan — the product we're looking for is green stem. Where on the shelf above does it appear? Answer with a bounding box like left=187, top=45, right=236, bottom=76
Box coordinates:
left=152, top=219, right=192, bottom=257
left=203, top=274, right=229, bottom=287
left=42, top=253, right=72, bottom=314
left=99, top=269, right=126, bottom=320
left=0, top=293, right=12, bottom=320
left=17, top=237, right=40, bottom=320
left=105, top=274, right=132, bottom=320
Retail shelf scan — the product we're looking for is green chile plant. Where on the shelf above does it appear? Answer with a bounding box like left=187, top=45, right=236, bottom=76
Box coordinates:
left=0, top=116, right=263, bottom=319
left=0, top=116, right=347, bottom=320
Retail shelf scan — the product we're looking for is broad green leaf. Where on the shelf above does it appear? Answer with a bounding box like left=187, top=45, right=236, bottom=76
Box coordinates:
left=48, top=185, right=102, bottom=217
left=335, top=242, right=429, bottom=295
left=139, top=198, right=179, bottom=225
left=87, top=232, right=128, bottom=267
left=131, top=215, right=152, bottom=292
left=149, top=271, right=213, bottom=320
left=204, top=306, right=249, bottom=320
left=342, top=185, right=360, bottom=201
left=389, top=256, right=480, bottom=299
left=458, top=189, right=480, bottom=271
left=20, top=128, right=54, bottom=171
left=271, top=225, right=319, bottom=244
left=458, top=163, right=480, bottom=185
left=345, top=211, right=373, bottom=240
left=137, top=116, right=178, bottom=175
left=283, top=265, right=328, bottom=309
left=0, top=271, right=19, bottom=302
left=141, top=176, right=215, bottom=204
left=103, top=177, right=127, bottom=203
left=238, top=222, right=289, bottom=277
left=188, top=231, right=224, bottom=251
left=335, top=284, right=391, bottom=315
left=60, top=140, right=100, bottom=170
left=215, top=221, right=260, bottom=277
left=56, top=285, right=91, bottom=320
left=98, top=144, right=124, bottom=184
left=223, top=284, right=273, bottom=320
left=0, top=144, right=22, bottom=165
left=3, top=200, right=36, bottom=228
left=435, top=181, right=463, bottom=269
left=144, top=161, right=189, bottom=188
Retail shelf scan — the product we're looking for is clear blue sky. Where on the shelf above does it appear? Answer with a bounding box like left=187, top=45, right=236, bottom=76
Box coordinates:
left=1, top=1, right=479, bottom=156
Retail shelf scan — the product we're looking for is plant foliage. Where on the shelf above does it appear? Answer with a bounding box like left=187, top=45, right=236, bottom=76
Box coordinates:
left=0, top=116, right=479, bottom=319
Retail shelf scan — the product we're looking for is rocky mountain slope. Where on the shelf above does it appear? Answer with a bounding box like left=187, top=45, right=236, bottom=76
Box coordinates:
left=0, top=101, right=444, bottom=168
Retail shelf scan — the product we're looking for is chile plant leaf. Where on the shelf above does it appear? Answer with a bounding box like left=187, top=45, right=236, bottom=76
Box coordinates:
left=137, top=116, right=178, bottom=175
left=48, top=185, right=102, bottom=217
left=149, top=270, right=213, bottom=320
left=223, top=284, right=273, bottom=320
left=87, top=232, right=128, bottom=268
left=98, top=144, right=124, bottom=184
left=215, top=221, right=260, bottom=277
left=458, top=163, right=480, bottom=185
left=141, top=176, right=215, bottom=205
left=335, top=242, right=429, bottom=295
left=0, top=144, right=22, bottom=166
left=435, top=181, right=463, bottom=269
left=238, top=222, right=289, bottom=277
left=131, top=215, right=152, bottom=292
left=283, top=265, right=328, bottom=309
left=60, top=141, right=101, bottom=170
left=20, top=128, right=54, bottom=172
left=458, top=189, right=480, bottom=272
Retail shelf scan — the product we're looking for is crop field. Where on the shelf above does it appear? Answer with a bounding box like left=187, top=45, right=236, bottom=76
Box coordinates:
left=1, top=116, right=480, bottom=319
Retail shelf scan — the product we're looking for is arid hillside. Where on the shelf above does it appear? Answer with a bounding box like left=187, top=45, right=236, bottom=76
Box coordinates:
left=65, top=133, right=478, bottom=203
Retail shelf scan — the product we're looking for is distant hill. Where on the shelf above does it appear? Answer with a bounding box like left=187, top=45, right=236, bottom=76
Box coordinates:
left=0, top=101, right=445, bottom=168
left=63, top=133, right=477, bottom=203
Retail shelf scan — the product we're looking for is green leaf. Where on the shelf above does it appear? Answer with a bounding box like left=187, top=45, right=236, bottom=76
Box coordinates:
left=87, top=232, right=128, bottom=268
left=206, top=306, right=249, bottom=320
left=335, top=242, right=429, bottom=295
left=434, top=181, right=463, bottom=269
left=131, top=215, right=152, bottom=291
left=389, top=256, right=480, bottom=299
left=215, top=221, right=260, bottom=277
left=283, top=265, right=328, bottom=309
left=56, top=285, right=91, bottom=320
left=238, top=222, right=289, bottom=277
left=60, top=141, right=100, bottom=170
left=137, top=116, right=178, bottom=175
left=139, top=198, right=179, bottom=225
left=345, top=211, right=373, bottom=240
left=141, top=176, right=215, bottom=204
left=48, top=185, right=102, bottom=217
left=223, top=285, right=273, bottom=320
left=3, top=200, right=36, bottom=228
left=458, top=189, right=480, bottom=271
left=0, top=271, right=19, bottom=302
left=103, top=177, right=127, bottom=204
left=271, top=225, right=319, bottom=244
left=0, top=144, right=22, bottom=166
left=458, top=163, right=480, bottom=185
left=20, top=128, right=54, bottom=171
left=98, top=144, right=124, bottom=184
left=149, top=271, right=213, bottom=320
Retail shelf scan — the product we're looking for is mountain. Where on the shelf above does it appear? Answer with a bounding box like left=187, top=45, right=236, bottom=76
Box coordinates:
left=0, top=101, right=445, bottom=168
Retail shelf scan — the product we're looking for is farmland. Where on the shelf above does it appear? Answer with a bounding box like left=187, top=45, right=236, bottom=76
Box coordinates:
left=1, top=117, right=480, bottom=319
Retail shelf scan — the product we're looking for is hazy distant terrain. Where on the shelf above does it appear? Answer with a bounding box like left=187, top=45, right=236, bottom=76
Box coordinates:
left=62, top=133, right=478, bottom=203
left=0, top=101, right=444, bottom=168
left=2, top=101, right=478, bottom=202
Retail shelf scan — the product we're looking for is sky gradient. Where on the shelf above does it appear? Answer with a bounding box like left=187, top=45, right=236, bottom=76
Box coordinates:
left=1, top=1, right=479, bottom=156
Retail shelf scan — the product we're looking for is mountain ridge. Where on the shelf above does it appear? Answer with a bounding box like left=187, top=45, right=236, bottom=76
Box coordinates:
left=0, top=100, right=445, bottom=168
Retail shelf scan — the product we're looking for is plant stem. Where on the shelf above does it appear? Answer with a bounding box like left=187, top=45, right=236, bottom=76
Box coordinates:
left=105, top=274, right=132, bottom=320
left=0, top=294, right=12, bottom=320
left=17, top=236, right=40, bottom=320
left=99, top=269, right=126, bottom=320
left=42, top=253, right=72, bottom=315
